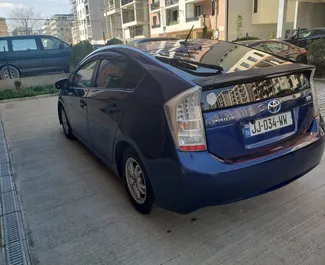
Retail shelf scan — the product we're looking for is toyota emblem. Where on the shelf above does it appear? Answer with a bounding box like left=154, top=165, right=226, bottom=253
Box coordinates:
left=268, top=99, right=281, bottom=114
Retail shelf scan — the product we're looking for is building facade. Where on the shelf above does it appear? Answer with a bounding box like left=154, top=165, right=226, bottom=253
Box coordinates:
left=42, top=14, right=74, bottom=44
left=0, top=18, right=9, bottom=36
left=12, top=27, right=33, bottom=36
left=149, top=0, right=217, bottom=39
left=71, top=0, right=108, bottom=44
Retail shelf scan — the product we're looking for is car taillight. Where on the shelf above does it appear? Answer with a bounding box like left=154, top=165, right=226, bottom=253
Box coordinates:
left=310, top=70, right=320, bottom=118
left=164, top=86, right=207, bottom=151
left=301, top=48, right=307, bottom=55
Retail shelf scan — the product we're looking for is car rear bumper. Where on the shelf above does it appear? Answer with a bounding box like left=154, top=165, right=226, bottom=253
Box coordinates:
left=145, top=121, right=325, bottom=214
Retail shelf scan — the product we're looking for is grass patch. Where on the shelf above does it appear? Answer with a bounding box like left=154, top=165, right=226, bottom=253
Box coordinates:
left=0, top=85, right=57, bottom=100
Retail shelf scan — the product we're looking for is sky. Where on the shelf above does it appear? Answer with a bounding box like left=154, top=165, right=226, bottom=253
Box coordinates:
left=0, top=0, right=71, bottom=18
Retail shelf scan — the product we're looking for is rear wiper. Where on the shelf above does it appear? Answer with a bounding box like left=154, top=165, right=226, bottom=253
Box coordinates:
left=156, top=56, right=223, bottom=75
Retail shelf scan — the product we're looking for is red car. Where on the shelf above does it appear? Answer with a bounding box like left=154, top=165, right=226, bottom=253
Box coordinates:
left=236, top=39, right=307, bottom=64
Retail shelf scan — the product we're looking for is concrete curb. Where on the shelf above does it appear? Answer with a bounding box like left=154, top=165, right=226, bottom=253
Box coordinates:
left=0, top=93, right=57, bottom=104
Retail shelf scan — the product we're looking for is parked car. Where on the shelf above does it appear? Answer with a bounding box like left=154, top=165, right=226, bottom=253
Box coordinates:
left=127, top=37, right=180, bottom=46
left=284, top=27, right=325, bottom=48
left=236, top=39, right=307, bottom=63
left=0, top=35, right=71, bottom=79
left=55, top=39, right=325, bottom=214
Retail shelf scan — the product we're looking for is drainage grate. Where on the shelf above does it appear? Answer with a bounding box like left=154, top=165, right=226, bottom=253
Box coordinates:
left=5, top=240, right=30, bottom=265
left=1, top=175, right=15, bottom=193
left=3, top=212, right=24, bottom=245
left=1, top=191, right=19, bottom=215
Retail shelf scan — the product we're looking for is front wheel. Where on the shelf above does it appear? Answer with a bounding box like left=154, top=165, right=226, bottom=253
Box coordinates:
left=60, top=106, right=75, bottom=139
left=0, top=66, right=20, bottom=79
left=122, top=148, right=155, bottom=214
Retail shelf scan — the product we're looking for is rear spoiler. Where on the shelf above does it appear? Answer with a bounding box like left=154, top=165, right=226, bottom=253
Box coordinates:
left=194, top=63, right=315, bottom=89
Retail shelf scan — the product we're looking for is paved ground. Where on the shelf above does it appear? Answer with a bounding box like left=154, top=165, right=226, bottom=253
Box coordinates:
left=0, top=82, right=324, bottom=265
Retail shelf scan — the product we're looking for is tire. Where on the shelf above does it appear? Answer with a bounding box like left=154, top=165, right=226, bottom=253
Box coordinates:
left=0, top=65, right=20, bottom=79
left=122, top=147, right=155, bottom=214
left=60, top=106, right=75, bottom=139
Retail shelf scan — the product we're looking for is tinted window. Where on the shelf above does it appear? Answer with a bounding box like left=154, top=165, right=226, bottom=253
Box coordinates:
left=96, top=58, right=145, bottom=89
left=12, top=38, right=37, bottom=51
left=63, top=42, right=71, bottom=48
left=299, top=30, right=312, bottom=38
left=0, top=40, right=9, bottom=52
left=41, top=37, right=61, bottom=50
left=73, top=61, right=97, bottom=88
left=265, top=42, right=288, bottom=53
left=312, top=29, right=325, bottom=36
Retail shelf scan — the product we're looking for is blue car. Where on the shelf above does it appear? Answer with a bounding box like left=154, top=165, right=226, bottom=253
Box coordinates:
left=55, top=39, right=325, bottom=214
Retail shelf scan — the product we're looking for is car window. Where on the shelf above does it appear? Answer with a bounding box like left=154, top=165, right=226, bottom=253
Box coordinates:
left=0, top=40, right=9, bottom=52
left=95, top=58, right=145, bottom=89
left=312, top=29, right=325, bottom=36
left=73, top=61, right=98, bottom=88
left=265, top=42, right=287, bottom=53
left=12, top=38, right=38, bottom=51
left=252, top=43, right=267, bottom=52
left=62, top=42, right=71, bottom=48
left=299, top=30, right=312, bottom=38
left=41, top=37, right=61, bottom=50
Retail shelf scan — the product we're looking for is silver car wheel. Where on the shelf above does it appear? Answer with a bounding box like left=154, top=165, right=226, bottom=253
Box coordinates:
left=125, top=157, right=147, bottom=204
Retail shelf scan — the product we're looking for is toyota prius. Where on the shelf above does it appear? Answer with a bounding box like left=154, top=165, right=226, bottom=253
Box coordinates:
left=55, top=39, right=325, bottom=214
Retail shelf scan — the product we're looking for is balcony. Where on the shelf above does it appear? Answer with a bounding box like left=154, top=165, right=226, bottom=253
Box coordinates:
left=151, top=1, right=160, bottom=10
left=151, top=24, right=161, bottom=28
left=121, top=0, right=133, bottom=6
left=165, top=0, right=179, bottom=7
left=167, top=19, right=179, bottom=26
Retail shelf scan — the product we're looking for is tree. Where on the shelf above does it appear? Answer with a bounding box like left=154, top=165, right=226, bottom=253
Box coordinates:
left=9, top=6, right=42, bottom=35
left=235, top=13, right=243, bottom=39
left=106, top=38, right=123, bottom=46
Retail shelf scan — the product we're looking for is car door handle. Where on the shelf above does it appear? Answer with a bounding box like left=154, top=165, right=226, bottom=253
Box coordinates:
left=80, top=99, right=87, bottom=108
left=108, top=105, right=120, bottom=113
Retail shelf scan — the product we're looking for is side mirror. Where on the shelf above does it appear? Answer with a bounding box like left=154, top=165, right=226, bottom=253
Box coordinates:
left=55, top=78, right=69, bottom=90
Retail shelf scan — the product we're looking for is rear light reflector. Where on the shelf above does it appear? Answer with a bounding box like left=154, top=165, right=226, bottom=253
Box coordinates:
left=301, top=48, right=307, bottom=55
left=164, top=86, right=207, bottom=151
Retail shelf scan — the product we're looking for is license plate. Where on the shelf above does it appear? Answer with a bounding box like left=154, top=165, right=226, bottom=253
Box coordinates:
left=244, top=112, right=293, bottom=137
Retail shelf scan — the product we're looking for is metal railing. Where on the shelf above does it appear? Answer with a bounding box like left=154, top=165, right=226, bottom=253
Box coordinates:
left=165, top=0, right=179, bottom=7
left=151, top=1, right=160, bottom=10
left=186, top=16, right=199, bottom=22
left=151, top=24, right=161, bottom=28
left=121, top=0, right=133, bottom=6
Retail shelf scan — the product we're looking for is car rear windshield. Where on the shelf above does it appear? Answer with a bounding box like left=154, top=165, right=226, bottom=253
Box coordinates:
left=138, top=40, right=290, bottom=77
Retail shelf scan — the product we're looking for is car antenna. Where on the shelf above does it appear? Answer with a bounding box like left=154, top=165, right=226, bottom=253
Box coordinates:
left=181, top=25, right=194, bottom=58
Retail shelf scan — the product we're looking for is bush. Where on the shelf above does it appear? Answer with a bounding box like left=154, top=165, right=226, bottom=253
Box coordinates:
left=106, top=38, right=123, bottom=46
left=235, top=36, right=260, bottom=41
left=70, top=41, right=94, bottom=68
left=0, top=85, right=57, bottom=100
left=307, top=39, right=325, bottom=77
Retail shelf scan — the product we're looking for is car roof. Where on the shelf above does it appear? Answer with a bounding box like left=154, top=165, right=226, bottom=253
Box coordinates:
left=0, top=34, right=61, bottom=40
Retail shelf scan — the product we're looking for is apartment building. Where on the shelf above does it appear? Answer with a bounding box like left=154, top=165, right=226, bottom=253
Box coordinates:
left=0, top=18, right=9, bottom=36
left=149, top=0, right=218, bottom=38
left=71, top=0, right=107, bottom=44
left=103, top=0, right=122, bottom=38
left=42, top=14, right=74, bottom=44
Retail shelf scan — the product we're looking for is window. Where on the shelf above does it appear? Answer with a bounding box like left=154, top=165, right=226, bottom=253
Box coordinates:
left=0, top=40, right=9, bottom=52
left=299, top=30, right=312, bottom=39
left=153, top=16, right=157, bottom=26
left=96, top=58, right=145, bottom=89
left=265, top=42, right=288, bottom=54
left=195, top=5, right=204, bottom=17
left=253, top=0, right=258, bottom=13
left=172, top=10, right=178, bottom=21
left=63, top=42, right=71, bottom=48
left=312, top=29, right=325, bottom=36
left=73, top=61, right=98, bottom=88
left=41, top=37, right=61, bottom=50
left=12, top=38, right=37, bottom=51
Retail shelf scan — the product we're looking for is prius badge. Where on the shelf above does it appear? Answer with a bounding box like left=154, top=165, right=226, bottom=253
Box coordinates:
left=268, top=99, right=281, bottom=114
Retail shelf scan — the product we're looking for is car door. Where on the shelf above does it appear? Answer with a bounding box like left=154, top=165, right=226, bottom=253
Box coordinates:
left=65, top=59, right=99, bottom=143
left=9, top=36, right=43, bottom=73
left=40, top=36, right=70, bottom=72
left=87, top=53, right=146, bottom=162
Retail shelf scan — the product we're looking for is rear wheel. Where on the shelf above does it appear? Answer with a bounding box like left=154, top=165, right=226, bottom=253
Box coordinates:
left=60, top=106, right=75, bottom=139
left=122, top=148, right=154, bottom=214
left=0, top=66, right=20, bottom=79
